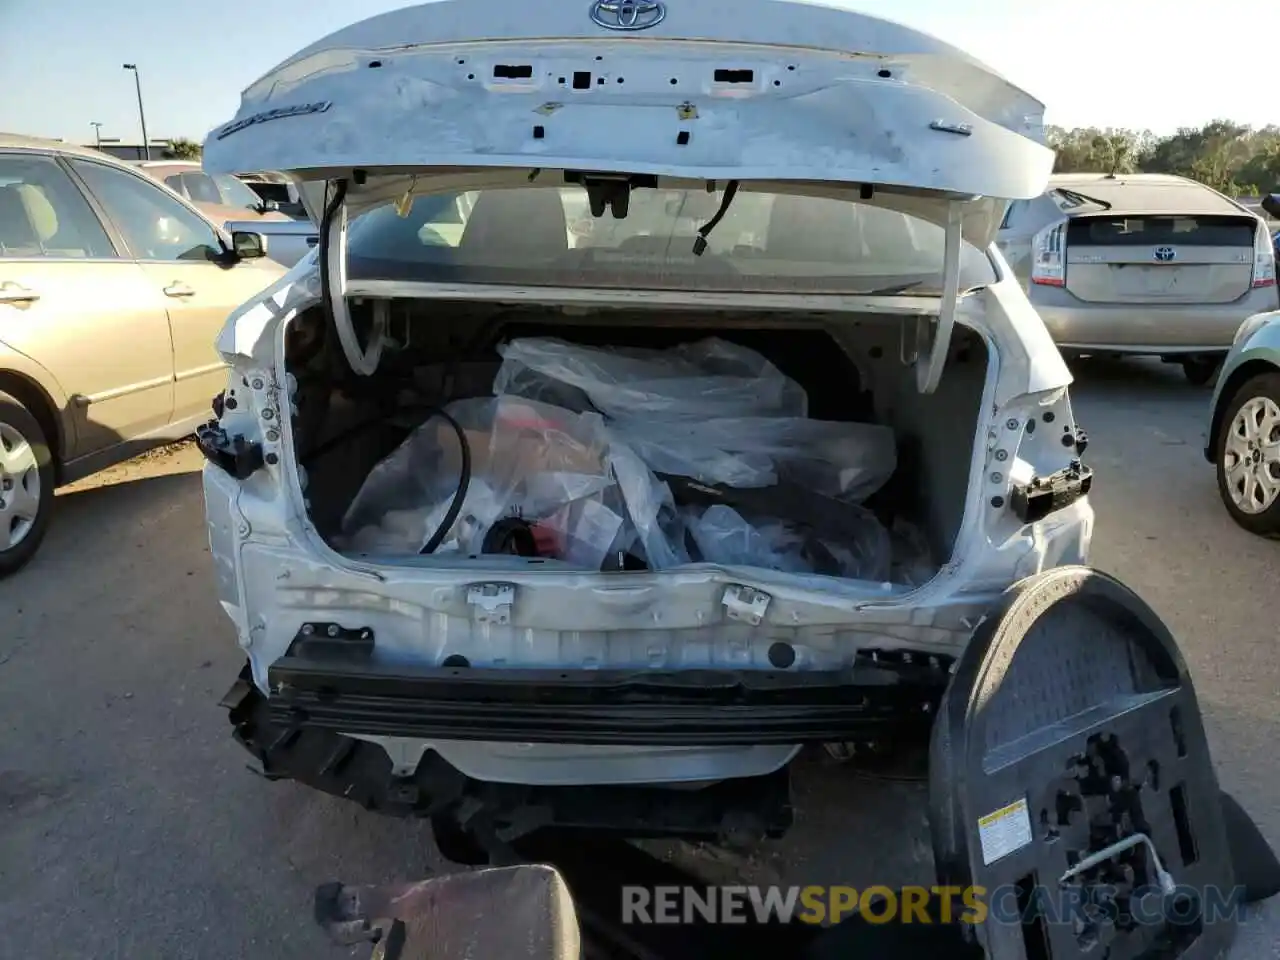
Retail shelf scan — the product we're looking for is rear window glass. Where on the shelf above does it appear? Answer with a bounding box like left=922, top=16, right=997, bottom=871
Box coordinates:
left=345, top=185, right=996, bottom=295
left=1066, top=215, right=1256, bottom=247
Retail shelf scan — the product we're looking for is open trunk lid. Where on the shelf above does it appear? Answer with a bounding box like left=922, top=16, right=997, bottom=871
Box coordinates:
left=200, top=0, right=1056, bottom=393
left=201, top=0, right=1053, bottom=245
left=1063, top=212, right=1260, bottom=305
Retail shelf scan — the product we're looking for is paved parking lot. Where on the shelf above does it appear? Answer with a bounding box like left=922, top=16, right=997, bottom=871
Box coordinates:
left=1, top=358, right=1278, bottom=958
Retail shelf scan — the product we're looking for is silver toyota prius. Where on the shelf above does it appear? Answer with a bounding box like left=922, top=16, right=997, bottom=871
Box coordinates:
left=997, top=173, right=1280, bottom=384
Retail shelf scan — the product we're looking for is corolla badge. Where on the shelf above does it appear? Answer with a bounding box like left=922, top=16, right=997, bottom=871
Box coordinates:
left=589, top=0, right=666, bottom=30
left=213, top=101, right=332, bottom=140
left=1153, top=246, right=1177, bottom=262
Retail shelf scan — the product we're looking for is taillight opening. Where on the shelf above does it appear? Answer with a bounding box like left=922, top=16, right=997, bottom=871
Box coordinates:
left=1032, top=222, right=1067, bottom=287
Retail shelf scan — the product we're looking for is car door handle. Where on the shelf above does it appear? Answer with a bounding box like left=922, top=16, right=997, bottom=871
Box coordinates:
left=163, top=282, right=196, bottom=298
left=0, top=281, right=39, bottom=304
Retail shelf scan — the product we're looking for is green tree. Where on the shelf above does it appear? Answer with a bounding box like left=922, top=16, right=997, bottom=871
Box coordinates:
left=1046, top=120, right=1280, bottom=199
left=1238, top=133, right=1280, bottom=195
left=1046, top=127, right=1151, bottom=175
left=1141, top=120, right=1254, bottom=193
left=164, top=138, right=202, bottom=160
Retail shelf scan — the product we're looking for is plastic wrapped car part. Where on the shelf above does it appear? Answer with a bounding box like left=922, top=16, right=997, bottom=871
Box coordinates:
left=606, top=415, right=896, bottom=498
left=887, top=517, right=937, bottom=586
left=340, top=396, right=617, bottom=560
left=495, top=337, right=896, bottom=499
left=343, top=477, right=508, bottom=556
left=538, top=497, right=627, bottom=570
left=494, top=336, right=809, bottom=421
left=606, top=441, right=690, bottom=570
left=661, top=473, right=887, bottom=555
left=341, top=338, right=901, bottom=579
left=482, top=517, right=540, bottom=556
left=684, top=504, right=892, bottom=580
left=490, top=360, right=593, bottom=413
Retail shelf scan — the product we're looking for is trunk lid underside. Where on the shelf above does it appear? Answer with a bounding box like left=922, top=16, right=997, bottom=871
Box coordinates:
left=201, top=1, right=1055, bottom=248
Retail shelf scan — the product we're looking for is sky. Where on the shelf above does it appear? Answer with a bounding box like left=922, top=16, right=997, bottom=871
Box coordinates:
left=0, top=0, right=1272, bottom=145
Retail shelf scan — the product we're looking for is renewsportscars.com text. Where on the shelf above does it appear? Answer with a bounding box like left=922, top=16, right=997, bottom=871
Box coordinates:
left=621, top=884, right=1250, bottom=927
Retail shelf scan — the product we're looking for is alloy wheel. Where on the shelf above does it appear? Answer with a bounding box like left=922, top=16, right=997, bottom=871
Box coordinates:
left=1223, top=396, right=1280, bottom=514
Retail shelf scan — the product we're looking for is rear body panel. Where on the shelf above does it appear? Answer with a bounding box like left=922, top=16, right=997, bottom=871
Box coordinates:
left=201, top=270, right=1092, bottom=786
left=206, top=474, right=1091, bottom=784
left=197, top=0, right=1092, bottom=789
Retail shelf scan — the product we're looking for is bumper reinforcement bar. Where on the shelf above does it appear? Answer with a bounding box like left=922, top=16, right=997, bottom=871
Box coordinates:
left=265, top=647, right=950, bottom=747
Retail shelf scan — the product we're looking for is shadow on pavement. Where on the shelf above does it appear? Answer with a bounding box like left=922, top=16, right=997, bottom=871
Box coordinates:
left=9, top=470, right=204, bottom=578
left=1065, top=355, right=1210, bottom=396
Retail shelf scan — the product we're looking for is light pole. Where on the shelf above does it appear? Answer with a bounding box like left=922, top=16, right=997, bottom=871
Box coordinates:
left=90, top=122, right=104, bottom=149
left=121, top=63, right=151, bottom=160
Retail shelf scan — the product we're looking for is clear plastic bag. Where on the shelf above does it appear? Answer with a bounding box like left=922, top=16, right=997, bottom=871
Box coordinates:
left=495, top=337, right=895, bottom=500
left=343, top=337, right=901, bottom=581
left=492, top=361, right=593, bottom=413
left=343, top=477, right=508, bottom=556
left=887, top=517, right=937, bottom=587
left=340, top=396, right=617, bottom=561
left=683, top=505, right=813, bottom=575
left=605, top=416, right=896, bottom=499
left=539, top=497, right=626, bottom=570
left=683, top=504, right=892, bottom=581
left=494, top=336, right=808, bottom=421
left=606, top=441, right=690, bottom=570
left=340, top=397, right=498, bottom=553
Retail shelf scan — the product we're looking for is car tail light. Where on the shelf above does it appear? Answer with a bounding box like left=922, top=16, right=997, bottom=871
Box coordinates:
left=1252, top=228, right=1276, bottom=288
left=1031, top=221, right=1067, bottom=287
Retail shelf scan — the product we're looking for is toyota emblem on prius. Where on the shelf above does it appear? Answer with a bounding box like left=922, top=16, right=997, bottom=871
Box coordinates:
left=590, top=0, right=666, bottom=30
left=1153, top=246, right=1177, bottom=262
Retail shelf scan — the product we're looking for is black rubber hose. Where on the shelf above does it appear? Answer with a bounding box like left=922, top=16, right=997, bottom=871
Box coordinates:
left=419, top=404, right=472, bottom=555
left=297, top=401, right=471, bottom=554
left=692, top=179, right=740, bottom=256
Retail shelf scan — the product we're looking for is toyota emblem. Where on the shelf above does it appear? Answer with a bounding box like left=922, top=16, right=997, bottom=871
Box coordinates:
left=589, top=0, right=666, bottom=30
left=1153, top=246, right=1177, bottom=263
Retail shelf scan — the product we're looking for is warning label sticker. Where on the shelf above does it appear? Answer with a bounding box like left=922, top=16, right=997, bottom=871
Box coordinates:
left=977, top=797, right=1033, bottom=865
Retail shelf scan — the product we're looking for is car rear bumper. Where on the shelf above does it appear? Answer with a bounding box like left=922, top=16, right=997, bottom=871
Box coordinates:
left=1034, top=297, right=1273, bottom=353
left=266, top=637, right=949, bottom=748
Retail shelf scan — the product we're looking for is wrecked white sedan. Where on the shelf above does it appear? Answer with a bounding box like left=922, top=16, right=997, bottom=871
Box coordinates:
left=199, top=0, right=1096, bottom=836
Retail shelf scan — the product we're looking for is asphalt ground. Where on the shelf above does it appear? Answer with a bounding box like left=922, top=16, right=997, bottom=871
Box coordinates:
left=1, top=356, right=1276, bottom=958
